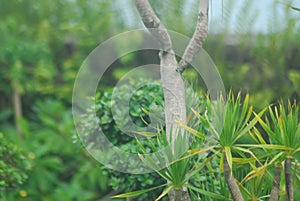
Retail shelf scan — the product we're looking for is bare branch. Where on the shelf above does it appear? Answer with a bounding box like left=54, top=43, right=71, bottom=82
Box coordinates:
left=135, top=0, right=172, bottom=52
left=178, top=0, right=209, bottom=72
left=135, top=1, right=192, bottom=200
left=136, top=0, right=187, bottom=152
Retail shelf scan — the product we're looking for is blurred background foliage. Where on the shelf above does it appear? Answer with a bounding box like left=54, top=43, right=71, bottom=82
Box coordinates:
left=0, top=0, right=299, bottom=200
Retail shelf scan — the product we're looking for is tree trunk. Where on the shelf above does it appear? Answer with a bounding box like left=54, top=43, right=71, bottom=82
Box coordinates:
left=12, top=82, right=23, bottom=138
left=174, top=189, right=182, bottom=201
left=159, top=50, right=187, bottom=148
left=284, top=158, right=293, bottom=201
left=223, top=154, right=244, bottom=201
left=135, top=1, right=208, bottom=200
left=269, top=164, right=281, bottom=201
left=168, top=189, right=191, bottom=201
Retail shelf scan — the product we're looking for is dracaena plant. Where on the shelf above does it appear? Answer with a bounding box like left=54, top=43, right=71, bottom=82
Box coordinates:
left=254, top=101, right=300, bottom=201
left=211, top=93, right=265, bottom=201
left=113, top=91, right=268, bottom=201
left=146, top=92, right=265, bottom=201
left=112, top=128, right=228, bottom=201
left=184, top=92, right=266, bottom=201
left=112, top=91, right=228, bottom=201
left=243, top=128, right=286, bottom=201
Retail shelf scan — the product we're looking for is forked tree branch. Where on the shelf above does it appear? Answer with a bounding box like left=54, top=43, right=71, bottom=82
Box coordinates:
left=178, top=0, right=209, bottom=71
left=135, top=1, right=205, bottom=200
left=135, top=0, right=172, bottom=52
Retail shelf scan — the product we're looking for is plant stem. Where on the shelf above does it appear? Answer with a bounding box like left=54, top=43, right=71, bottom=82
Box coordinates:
left=168, top=188, right=190, bottom=201
left=270, top=164, right=281, bottom=201
left=12, top=82, right=23, bottom=138
left=223, top=154, right=244, bottom=201
left=284, top=158, right=293, bottom=201
left=182, top=188, right=191, bottom=201
left=175, top=190, right=182, bottom=201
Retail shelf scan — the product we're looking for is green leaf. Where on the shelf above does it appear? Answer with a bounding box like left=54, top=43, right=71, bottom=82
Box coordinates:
left=250, top=127, right=267, bottom=145
left=131, top=131, right=158, bottom=137
left=234, top=107, right=266, bottom=143
left=188, top=184, right=229, bottom=200
left=138, top=153, right=172, bottom=181
left=232, top=157, right=255, bottom=164
left=169, top=146, right=216, bottom=167
left=291, top=6, right=300, bottom=11
left=184, top=150, right=220, bottom=182
left=254, top=110, right=276, bottom=139
left=111, top=184, right=167, bottom=198
left=224, top=146, right=232, bottom=170
left=176, top=121, right=206, bottom=139
left=155, top=185, right=174, bottom=201
left=237, top=144, right=292, bottom=151
left=238, top=181, right=252, bottom=197
left=277, top=1, right=300, bottom=12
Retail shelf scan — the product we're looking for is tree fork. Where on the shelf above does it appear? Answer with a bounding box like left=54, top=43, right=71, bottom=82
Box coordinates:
left=136, top=1, right=208, bottom=200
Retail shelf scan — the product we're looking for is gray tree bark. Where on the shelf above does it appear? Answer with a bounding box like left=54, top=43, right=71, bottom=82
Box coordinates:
left=284, top=158, right=294, bottom=201
left=223, top=154, right=244, bottom=201
left=270, top=164, right=282, bottom=201
left=135, top=0, right=209, bottom=200
left=12, top=82, right=23, bottom=138
left=178, top=0, right=209, bottom=72
left=135, top=0, right=186, bottom=146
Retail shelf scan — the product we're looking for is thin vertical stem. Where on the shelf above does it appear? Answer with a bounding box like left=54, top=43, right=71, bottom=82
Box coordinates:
left=270, top=164, right=282, bottom=201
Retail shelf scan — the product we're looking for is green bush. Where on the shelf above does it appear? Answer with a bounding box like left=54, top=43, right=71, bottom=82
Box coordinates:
left=2, top=99, right=110, bottom=201
left=0, top=133, right=30, bottom=192
left=78, top=77, right=210, bottom=200
left=78, top=79, right=166, bottom=200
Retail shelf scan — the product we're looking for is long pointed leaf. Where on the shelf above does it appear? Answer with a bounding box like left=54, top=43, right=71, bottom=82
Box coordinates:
left=176, top=121, right=206, bottom=139
left=234, top=107, right=266, bottom=143
left=155, top=185, right=174, bottom=201
left=138, top=153, right=172, bottom=181
left=112, top=184, right=167, bottom=198
left=131, top=130, right=158, bottom=137
left=184, top=150, right=220, bottom=182
left=237, top=144, right=293, bottom=151
left=188, top=184, right=229, bottom=200
left=224, top=146, right=232, bottom=170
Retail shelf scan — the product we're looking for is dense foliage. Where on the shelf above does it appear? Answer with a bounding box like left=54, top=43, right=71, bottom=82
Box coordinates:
left=0, top=0, right=299, bottom=200
left=0, top=133, right=30, bottom=191
left=113, top=93, right=300, bottom=201
left=78, top=79, right=166, bottom=200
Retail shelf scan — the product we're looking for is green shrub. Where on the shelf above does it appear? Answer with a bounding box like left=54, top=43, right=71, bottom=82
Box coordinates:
left=0, top=132, right=30, bottom=191
left=78, top=79, right=166, bottom=200
left=78, top=77, right=211, bottom=200
left=2, top=99, right=110, bottom=201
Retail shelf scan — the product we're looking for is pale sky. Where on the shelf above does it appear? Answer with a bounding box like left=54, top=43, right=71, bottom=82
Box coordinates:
left=120, top=0, right=300, bottom=33
left=210, top=0, right=300, bottom=33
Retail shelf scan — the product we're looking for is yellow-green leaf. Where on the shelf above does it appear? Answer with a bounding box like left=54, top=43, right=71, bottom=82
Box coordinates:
left=112, top=184, right=167, bottom=198
left=155, top=185, right=174, bottom=201
left=224, top=146, right=232, bottom=170
left=176, top=121, right=205, bottom=139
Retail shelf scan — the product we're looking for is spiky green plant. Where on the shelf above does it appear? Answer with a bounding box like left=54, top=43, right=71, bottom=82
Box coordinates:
left=189, top=92, right=266, bottom=201
left=111, top=130, right=227, bottom=201
left=249, top=122, right=289, bottom=201
left=112, top=91, right=267, bottom=201
left=255, top=101, right=300, bottom=201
